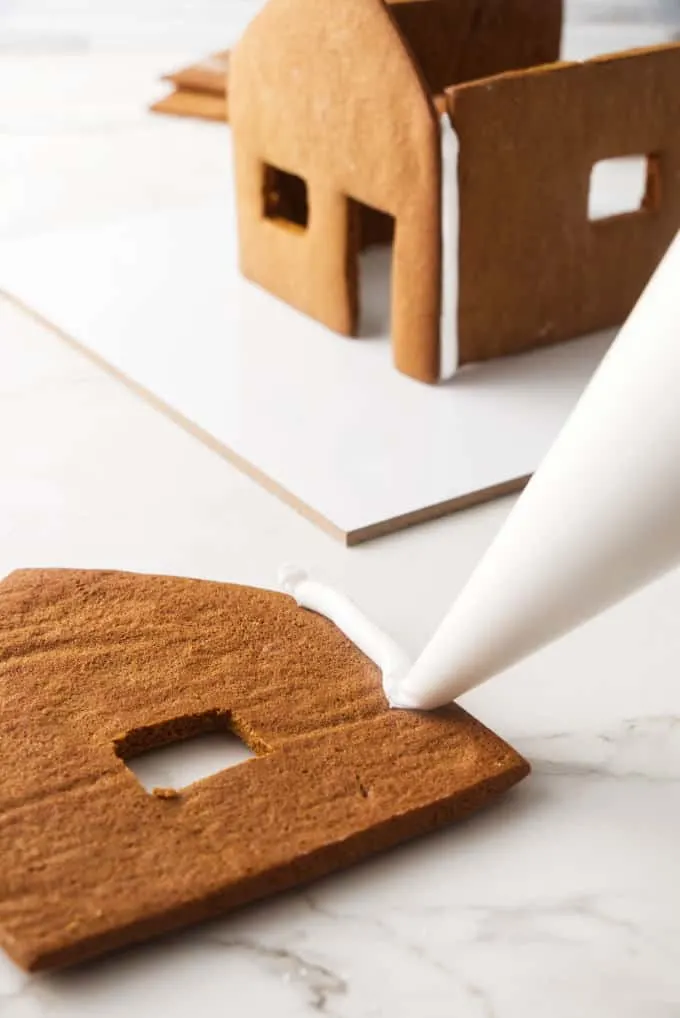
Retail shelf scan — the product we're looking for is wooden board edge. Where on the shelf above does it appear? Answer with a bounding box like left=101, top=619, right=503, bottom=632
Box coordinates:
left=345, top=476, right=529, bottom=545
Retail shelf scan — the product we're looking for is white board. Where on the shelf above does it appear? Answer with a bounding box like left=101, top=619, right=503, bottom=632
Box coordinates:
left=0, top=162, right=613, bottom=543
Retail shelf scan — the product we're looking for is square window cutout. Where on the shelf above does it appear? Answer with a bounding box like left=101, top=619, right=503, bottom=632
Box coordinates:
left=588, top=155, right=658, bottom=221
left=117, top=719, right=255, bottom=795
left=263, top=165, right=309, bottom=229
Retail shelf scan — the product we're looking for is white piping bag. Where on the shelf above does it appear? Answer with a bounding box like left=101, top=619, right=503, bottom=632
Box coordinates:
left=395, top=231, right=680, bottom=710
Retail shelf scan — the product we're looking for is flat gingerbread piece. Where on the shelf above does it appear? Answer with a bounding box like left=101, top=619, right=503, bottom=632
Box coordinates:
left=150, top=88, right=228, bottom=123
left=0, top=570, right=528, bottom=970
left=151, top=52, right=230, bottom=122
left=162, top=50, right=230, bottom=96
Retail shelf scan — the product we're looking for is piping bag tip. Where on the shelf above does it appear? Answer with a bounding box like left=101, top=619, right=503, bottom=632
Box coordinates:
left=386, top=686, right=424, bottom=711
left=387, top=681, right=444, bottom=712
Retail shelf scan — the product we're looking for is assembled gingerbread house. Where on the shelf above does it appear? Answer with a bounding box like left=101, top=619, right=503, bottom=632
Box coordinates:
left=230, top=0, right=680, bottom=383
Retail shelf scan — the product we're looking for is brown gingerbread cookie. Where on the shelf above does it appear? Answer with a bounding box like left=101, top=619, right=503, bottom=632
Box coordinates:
left=151, top=52, right=230, bottom=122
left=230, top=0, right=443, bottom=382
left=151, top=88, right=228, bottom=123
left=0, top=569, right=528, bottom=970
left=163, top=50, right=230, bottom=96
left=448, top=43, right=680, bottom=364
left=229, top=0, right=563, bottom=381
left=388, top=0, right=562, bottom=95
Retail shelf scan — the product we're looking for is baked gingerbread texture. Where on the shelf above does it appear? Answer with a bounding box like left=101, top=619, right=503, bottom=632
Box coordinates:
left=448, top=45, right=680, bottom=364
left=229, top=0, right=680, bottom=382
left=151, top=51, right=230, bottom=122
left=0, top=569, right=528, bottom=971
left=163, top=50, right=230, bottom=96
left=150, top=89, right=228, bottom=123
left=230, top=0, right=562, bottom=383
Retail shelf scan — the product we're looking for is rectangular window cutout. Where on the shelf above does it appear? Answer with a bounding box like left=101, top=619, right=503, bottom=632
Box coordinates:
left=588, top=155, right=659, bottom=222
left=115, top=713, right=256, bottom=795
left=263, top=165, right=309, bottom=230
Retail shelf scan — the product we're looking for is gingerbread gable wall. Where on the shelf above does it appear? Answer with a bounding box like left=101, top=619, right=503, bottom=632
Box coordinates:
left=0, top=570, right=528, bottom=970
left=230, top=0, right=443, bottom=380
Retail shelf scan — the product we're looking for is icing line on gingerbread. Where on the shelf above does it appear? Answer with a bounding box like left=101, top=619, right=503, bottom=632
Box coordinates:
left=279, top=565, right=412, bottom=707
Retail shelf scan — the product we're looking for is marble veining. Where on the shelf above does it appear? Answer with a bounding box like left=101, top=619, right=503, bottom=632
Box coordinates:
left=198, top=935, right=349, bottom=1015
left=521, top=714, right=680, bottom=780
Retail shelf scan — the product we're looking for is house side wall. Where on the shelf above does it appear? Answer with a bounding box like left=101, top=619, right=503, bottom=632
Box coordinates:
left=389, top=0, right=563, bottom=95
left=448, top=44, right=680, bottom=365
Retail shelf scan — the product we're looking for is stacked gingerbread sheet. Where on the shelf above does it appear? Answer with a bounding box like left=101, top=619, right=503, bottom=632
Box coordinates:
left=151, top=50, right=230, bottom=122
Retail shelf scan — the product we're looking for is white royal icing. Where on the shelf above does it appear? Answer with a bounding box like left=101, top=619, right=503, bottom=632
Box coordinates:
left=279, top=565, right=412, bottom=707
left=439, top=111, right=460, bottom=380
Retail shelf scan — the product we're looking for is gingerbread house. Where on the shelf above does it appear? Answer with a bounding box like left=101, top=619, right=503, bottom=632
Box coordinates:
left=230, top=0, right=680, bottom=383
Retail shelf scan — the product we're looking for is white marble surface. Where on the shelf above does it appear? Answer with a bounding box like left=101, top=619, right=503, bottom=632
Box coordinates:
left=2, top=2, right=680, bottom=1015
